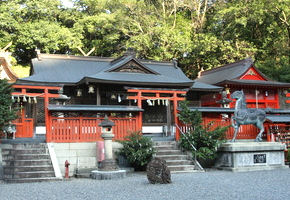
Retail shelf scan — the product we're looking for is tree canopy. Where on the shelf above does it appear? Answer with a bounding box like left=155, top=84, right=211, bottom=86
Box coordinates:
left=0, top=0, right=289, bottom=81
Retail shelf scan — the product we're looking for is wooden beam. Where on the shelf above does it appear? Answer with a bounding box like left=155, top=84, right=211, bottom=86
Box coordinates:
left=13, top=85, right=61, bottom=90
left=127, top=89, right=187, bottom=94
left=1, top=42, right=12, bottom=52
left=12, top=92, right=60, bottom=98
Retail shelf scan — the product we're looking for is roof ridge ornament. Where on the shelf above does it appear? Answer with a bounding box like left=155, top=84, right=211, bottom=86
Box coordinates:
left=124, top=47, right=136, bottom=58
left=172, top=58, right=178, bottom=69
left=35, top=48, right=42, bottom=60
left=77, top=47, right=95, bottom=57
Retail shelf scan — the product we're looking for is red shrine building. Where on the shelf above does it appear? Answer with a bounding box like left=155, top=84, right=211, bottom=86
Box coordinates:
left=1, top=51, right=290, bottom=181
left=2, top=54, right=290, bottom=143
left=193, top=58, right=290, bottom=142
left=10, top=50, right=193, bottom=142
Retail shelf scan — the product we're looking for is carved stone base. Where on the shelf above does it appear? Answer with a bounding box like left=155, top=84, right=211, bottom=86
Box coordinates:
left=91, top=170, right=126, bottom=180
left=99, top=159, right=119, bottom=171
left=215, top=142, right=288, bottom=172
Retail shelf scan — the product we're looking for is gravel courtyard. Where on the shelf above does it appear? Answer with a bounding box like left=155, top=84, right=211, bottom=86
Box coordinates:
left=1, top=169, right=289, bottom=200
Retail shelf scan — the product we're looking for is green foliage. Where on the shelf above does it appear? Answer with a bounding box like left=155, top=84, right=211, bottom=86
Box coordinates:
left=0, top=79, right=17, bottom=131
left=118, top=131, right=155, bottom=171
left=0, top=0, right=289, bottom=80
left=178, top=101, right=228, bottom=160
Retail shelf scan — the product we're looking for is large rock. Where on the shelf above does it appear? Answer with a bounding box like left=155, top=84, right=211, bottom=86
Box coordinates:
left=146, top=158, right=171, bottom=184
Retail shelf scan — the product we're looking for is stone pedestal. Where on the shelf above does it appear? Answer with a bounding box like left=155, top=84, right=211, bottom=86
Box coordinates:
left=91, top=170, right=126, bottom=180
left=91, top=117, right=126, bottom=180
left=215, top=142, right=288, bottom=172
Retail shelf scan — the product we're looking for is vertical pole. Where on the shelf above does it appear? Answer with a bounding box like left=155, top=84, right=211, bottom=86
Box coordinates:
left=275, top=88, right=279, bottom=109
left=44, top=88, right=49, bottom=142
left=137, top=91, right=142, bottom=132
left=96, top=86, right=101, bottom=105
left=173, top=92, right=179, bottom=140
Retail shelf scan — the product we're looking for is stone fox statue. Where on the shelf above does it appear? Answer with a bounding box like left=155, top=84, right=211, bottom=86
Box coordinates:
left=231, top=90, right=266, bottom=142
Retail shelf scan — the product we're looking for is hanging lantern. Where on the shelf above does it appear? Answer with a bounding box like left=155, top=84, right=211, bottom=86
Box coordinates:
left=34, top=97, right=37, bottom=103
left=23, top=96, right=27, bottom=102
left=17, top=96, right=20, bottom=102
left=165, top=99, right=169, bottom=106
left=88, top=85, right=95, bottom=93
left=76, top=89, right=82, bottom=97
left=147, top=99, right=152, bottom=106
left=28, top=97, right=31, bottom=103
left=225, top=88, right=230, bottom=94
left=111, top=94, right=116, bottom=99
left=11, top=96, right=15, bottom=102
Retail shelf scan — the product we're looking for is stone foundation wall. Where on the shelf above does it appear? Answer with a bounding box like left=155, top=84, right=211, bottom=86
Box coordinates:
left=51, top=142, right=123, bottom=177
left=51, top=142, right=98, bottom=176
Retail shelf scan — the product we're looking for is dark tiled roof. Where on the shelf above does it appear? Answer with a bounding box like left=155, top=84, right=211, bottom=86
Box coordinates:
left=195, top=58, right=254, bottom=85
left=185, top=107, right=290, bottom=114
left=266, top=115, right=290, bottom=123
left=195, top=57, right=290, bottom=88
left=190, top=81, right=223, bottom=91
left=48, top=104, right=143, bottom=112
left=217, top=79, right=290, bottom=88
left=17, top=54, right=193, bottom=87
left=187, top=107, right=235, bottom=113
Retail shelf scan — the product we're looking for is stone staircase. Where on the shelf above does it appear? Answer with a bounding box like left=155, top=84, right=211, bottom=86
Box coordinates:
left=1, top=143, right=60, bottom=183
left=154, top=141, right=201, bottom=173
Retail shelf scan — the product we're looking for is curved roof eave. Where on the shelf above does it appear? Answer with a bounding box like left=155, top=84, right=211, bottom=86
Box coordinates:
left=77, top=77, right=194, bottom=87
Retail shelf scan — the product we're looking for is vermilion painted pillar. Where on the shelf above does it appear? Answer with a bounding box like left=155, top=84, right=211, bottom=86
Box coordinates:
left=44, top=89, right=50, bottom=142
left=173, top=93, right=180, bottom=140
left=137, top=91, right=142, bottom=131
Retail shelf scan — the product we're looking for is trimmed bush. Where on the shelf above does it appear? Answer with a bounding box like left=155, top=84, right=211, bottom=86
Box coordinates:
left=118, top=131, right=155, bottom=171
left=178, top=101, right=229, bottom=161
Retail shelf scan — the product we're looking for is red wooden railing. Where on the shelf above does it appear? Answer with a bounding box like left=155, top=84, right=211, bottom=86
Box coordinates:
left=268, top=125, right=290, bottom=148
left=47, top=116, right=138, bottom=143
left=179, top=118, right=259, bottom=140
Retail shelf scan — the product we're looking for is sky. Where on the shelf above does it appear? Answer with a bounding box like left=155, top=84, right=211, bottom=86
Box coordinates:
left=61, top=0, right=74, bottom=8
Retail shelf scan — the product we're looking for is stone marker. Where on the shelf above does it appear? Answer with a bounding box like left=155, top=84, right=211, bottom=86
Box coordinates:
left=147, top=158, right=171, bottom=184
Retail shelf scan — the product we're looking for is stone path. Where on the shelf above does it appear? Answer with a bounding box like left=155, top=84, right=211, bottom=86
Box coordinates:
left=0, top=168, right=289, bottom=200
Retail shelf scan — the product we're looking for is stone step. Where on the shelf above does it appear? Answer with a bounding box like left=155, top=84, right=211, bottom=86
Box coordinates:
left=4, top=166, right=54, bottom=173
left=156, top=150, right=184, bottom=156
left=168, top=165, right=195, bottom=171
left=166, top=160, right=193, bottom=166
left=4, top=159, right=52, bottom=166
left=153, top=141, right=176, bottom=146
left=155, top=155, right=187, bottom=160
left=154, top=145, right=177, bottom=151
left=171, top=170, right=200, bottom=174
left=1, top=149, right=47, bottom=155
left=9, top=171, right=55, bottom=179
left=4, top=177, right=62, bottom=184
left=11, top=143, right=47, bottom=150
left=14, top=154, right=50, bottom=160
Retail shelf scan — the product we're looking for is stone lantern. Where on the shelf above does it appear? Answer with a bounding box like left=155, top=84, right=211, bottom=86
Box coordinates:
left=91, top=116, right=126, bottom=180
left=98, top=116, right=118, bottom=171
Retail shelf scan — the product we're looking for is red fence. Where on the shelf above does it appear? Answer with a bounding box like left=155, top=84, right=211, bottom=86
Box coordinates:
left=179, top=118, right=259, bottom=140
left=47, top=116, right=138, bottom=143
left=268, top=125, right=290, bottom=148
left=14, top=118, right=34, bottom=138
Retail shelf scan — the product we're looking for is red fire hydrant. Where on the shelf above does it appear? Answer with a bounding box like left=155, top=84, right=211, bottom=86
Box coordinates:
left=65, top=160, right=70, bottom=179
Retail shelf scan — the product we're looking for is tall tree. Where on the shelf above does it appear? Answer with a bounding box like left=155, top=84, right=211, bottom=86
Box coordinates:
left=0, top=0, right=81, bottom=63
left=0, top=79, right=17, bottom=131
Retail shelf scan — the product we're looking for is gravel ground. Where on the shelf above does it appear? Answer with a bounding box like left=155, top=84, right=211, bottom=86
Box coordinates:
left=0, top=169, right=289, bottom=200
